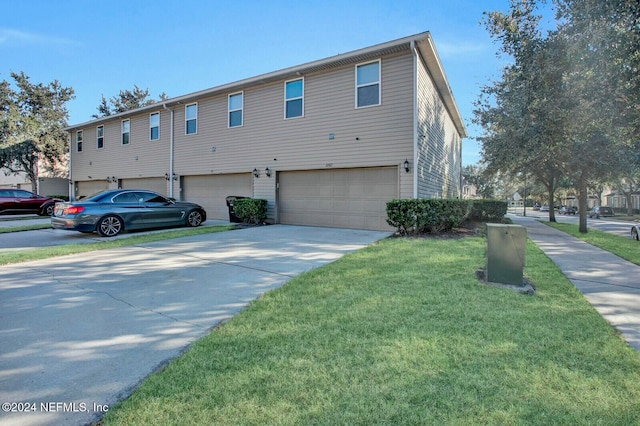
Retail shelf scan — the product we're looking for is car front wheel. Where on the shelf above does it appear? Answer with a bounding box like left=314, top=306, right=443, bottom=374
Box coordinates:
left=97, top=215, right=124, bottom=237
left=632, top=227, right=639, bottom=241
left=186, top=210, right=203, bottom=227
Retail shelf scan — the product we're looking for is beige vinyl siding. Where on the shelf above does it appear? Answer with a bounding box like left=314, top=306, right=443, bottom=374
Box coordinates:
left=253, top=174, right=276, bottom=222
left=416, top=52, right=462, bottom=199
left=71, top=110, right=171, bottom=182
left=172, top=53, right=414, bottom=177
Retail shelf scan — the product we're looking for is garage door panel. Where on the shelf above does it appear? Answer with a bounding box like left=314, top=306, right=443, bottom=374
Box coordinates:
left=279, top=167, right=397, bottom=231
left=183, top=174, right=252, bottom=220
left=120, top=178, right=167, bottom=195
left=76, top=181, right=108, bottom=199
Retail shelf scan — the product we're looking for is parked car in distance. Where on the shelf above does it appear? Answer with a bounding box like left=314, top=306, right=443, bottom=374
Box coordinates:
left=588, top=206, right=614, bottom=219
left=559, top=206, right=576, bottom=215
left=540, top=205, right=550, bottom=212
left=0, top=189, right=61, bottom=216
left=51, top=189, right=207, bottom=237
left=632, top=223, right=640, bottom=240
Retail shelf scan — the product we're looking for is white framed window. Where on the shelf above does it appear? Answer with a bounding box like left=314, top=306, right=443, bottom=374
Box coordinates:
left=150, top=112, right=160, bottom=140
left=228, top=92, right=243, bottom=128
left=356, top=60, right=381, bottom=108
left=186, top=103, right=197, bottom=134
left=121, top=119, right=130, bottom=145
left=76, top=130, right=83, bottom=152
left=97, top=125, right=104, bottom=149
left=285, top=78, right=304, bottom=119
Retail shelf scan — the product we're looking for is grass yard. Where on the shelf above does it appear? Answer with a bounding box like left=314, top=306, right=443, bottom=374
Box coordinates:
left=0, top=225, right=237, bottom=266
left=102, top=236, right=640, bottom=425
left=545, top=222, right=639, bottom=267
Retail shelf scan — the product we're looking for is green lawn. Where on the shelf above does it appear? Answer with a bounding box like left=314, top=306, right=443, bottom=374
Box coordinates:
left=0, top=223, right=52, bottom=233
left=0, top=225, right=237, bottom=266
left=545, top=222, right=639, bottom=267
left=102, top=236, right=640, bottom=425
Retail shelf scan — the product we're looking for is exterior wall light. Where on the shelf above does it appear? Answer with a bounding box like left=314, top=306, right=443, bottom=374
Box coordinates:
left=265, top=167, right=272, bottom=177
left=403, top=159, right=410, bottom=173
left=253, top=168, right=260, bottom=178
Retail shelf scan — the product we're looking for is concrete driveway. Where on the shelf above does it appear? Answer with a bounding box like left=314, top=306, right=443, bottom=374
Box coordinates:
left=0, top=225, right=391, bottom=426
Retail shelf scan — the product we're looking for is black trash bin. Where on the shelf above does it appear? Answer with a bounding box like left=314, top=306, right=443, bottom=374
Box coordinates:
left=225, top=196, right=248, bottom=223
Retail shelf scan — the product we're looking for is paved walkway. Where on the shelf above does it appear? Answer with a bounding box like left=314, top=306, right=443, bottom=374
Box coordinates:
left=511, top=215, right=640, bottom=351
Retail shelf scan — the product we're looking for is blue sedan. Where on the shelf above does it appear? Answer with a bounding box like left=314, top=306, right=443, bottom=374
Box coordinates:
left=52, top=189, right=207, bottom=237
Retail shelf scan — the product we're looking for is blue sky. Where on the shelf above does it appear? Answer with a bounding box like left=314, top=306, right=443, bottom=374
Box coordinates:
left=0, top=0, right=538, bottom=165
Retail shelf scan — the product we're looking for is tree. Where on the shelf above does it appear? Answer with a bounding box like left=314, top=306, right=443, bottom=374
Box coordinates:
left=93, top=85, right=168, bottom=118
left=475, top=0, right=570, bottom=223
left=555, top=0, right=640, bottom=231
left=477, top=0, right=638, bottom=231
left=0, top=72, right=74, bottom=193
left=462, top=164, right=496, bottom=198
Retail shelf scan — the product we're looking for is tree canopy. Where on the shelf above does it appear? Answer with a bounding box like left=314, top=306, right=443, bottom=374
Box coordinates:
left=93, top=85, right=168, bottom=118
left=0, top=72, right=74, bottom=192
left=475, top=0, right=639, bottom=232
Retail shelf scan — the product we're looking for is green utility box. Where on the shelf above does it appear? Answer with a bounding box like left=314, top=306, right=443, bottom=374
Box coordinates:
left=486, top=224, right=526, bottom=286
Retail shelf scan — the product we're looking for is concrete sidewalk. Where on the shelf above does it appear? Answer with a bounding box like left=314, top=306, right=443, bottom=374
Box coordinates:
left=511, top=215, right=640, bottom=351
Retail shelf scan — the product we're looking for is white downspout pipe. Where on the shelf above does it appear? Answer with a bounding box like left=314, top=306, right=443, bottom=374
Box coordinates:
left=68, top=132, right=73, bottom=201
left=163, top=104, right=175, bottom=199
left=411, top=40, right=418, bottom=199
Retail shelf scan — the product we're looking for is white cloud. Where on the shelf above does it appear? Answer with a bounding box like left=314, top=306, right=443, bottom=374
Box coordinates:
left=0, top=28, right=80, bottom=47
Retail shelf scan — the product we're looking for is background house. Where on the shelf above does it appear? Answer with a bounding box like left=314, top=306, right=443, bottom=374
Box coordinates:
left=65, top=32, right=466, bottom=231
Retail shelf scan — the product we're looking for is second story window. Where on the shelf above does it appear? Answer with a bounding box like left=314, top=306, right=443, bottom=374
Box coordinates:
left=97, top=125, right=104, bottom=149
left=186, top=103, right=197, bottom=134
left=122, top=119, right=130, bottom=145
left=228, top=92, right=243, bottom=128
left=285, top=79, right=304, bottom=119
left=150, top=112, right=160, bottom=140
left=76, top=130, right=83, bottom=152
left=356, top=60, right=381, bottom=108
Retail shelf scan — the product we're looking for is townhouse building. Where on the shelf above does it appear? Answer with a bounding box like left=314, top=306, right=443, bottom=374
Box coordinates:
left=65, top=31, right=466, bottom=231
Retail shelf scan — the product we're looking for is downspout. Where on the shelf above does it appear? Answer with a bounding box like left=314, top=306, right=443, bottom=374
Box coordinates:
left=411, top=40, right=418, bottom=199
left=68, top=132, right=73, bottom=201
left=163, top=104, right=175, bottom=199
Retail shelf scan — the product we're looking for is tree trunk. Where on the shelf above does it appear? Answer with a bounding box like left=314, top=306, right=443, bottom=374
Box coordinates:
left=578, top=173, right=588, bottom=233
left=625, top=192, right=634, bottom=216
left=548, top=186, right=556, bottom=222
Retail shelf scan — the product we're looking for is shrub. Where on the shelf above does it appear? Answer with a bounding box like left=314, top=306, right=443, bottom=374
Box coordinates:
left=233, top=198, right=268, bottom=225
left=48, top=194, right=70, bottom=201
left=386, top=199, right=472, bottom=234
left=385, top=199, right=417, bottom=235
left=468, top=200, right=508, bottom=222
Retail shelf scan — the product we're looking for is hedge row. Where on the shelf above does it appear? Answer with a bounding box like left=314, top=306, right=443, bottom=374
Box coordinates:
left=233, top=198, right=268, bottom=225
left=386, top=199, right=507, bottom=235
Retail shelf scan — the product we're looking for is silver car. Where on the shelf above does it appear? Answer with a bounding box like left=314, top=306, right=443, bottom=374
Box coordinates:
left=51, top=190, right=206, bottom=237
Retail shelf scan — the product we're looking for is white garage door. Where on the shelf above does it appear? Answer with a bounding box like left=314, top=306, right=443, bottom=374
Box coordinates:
left=120, top=177, right=167, bottom=196
left=279, top=167, right=397, bottom=231
left=182, top=173, right=252, bottom=220
left=76, top=180, right=108, bottom=200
